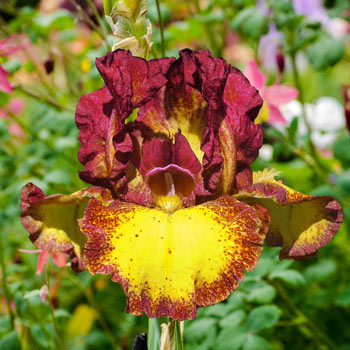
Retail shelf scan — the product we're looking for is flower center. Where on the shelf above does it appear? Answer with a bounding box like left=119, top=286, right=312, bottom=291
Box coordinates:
left=146, top=166, right=196, bottom=213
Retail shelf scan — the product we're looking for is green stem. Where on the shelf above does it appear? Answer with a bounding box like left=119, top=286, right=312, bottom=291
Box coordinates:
left=148, top=318, right=161, bottom=350
left=86, top=0, right=112, bottom=50
left=192, top=0, right=220, bottom=56
left=155, top=0, right=165, bottom=57
left=69, top=0, right=109, bottom=43
left=15, top=85, right=74, bottom=112
left=0, top=235, right=15, bottom=330
left=290, top=53, right=327, bottom=173
left=174, top=320, right=184, bottom=350
left=45, top=266, right=65, bottom=350
left=270, top=279, right=339, bottom=350
left=290, top=54, right=311, bottom=134
left=67, top=274, right=119, bottom=349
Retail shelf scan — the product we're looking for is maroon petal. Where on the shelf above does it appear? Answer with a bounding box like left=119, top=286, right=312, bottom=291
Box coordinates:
left=173, top=132, right=201, bottom=177
left=139, top=137, right=172, bottom=176
left=166, top=50, right=230, bottom=196
left=76, top=86, right=133, bottom=188
left=77, top=50, right=175, bottom=190
left=223, top=67, right=263, bottom=190
left=20, top=183, right=113, bottom=272
left=96, top=50, right=175, bottom=117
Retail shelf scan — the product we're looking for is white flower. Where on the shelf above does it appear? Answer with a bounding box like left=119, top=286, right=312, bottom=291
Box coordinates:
left=280, top=97, right=345, bottom=149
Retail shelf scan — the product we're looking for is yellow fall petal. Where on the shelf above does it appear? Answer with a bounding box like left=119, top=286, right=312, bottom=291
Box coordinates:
left=20, top=183, right=113, bottom=271
left=236, top=169, right=343, bottom=259
left=80, top=196, right=269, bottom=320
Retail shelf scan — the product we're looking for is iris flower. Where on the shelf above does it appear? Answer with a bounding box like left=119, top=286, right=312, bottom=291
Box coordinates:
left=20, top=50, right=342, bottom=320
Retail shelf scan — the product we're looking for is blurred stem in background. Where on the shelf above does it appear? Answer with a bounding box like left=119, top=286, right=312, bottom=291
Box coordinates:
left=67, top=274, right=119, bottom=348
left=270, top=279, right=340, bottom=350
left=191, top=0, right=221, bottom=57
left=45, top=265, right=65, bottom=350
left=69, top=0, right=111, bottom=50
left=290, top=53, right=330, bottom=177
left=0, top=235, right=15, bottom=330
left=155, top=0, right=165, bottom=56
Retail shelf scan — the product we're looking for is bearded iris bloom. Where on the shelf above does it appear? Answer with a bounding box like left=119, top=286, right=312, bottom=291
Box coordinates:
left=20, top=50, right=342, bottom=320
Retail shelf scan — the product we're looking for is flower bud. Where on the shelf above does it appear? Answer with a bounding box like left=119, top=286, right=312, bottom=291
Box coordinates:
left=103, top=0, right=152, bottom=58
left=342, top=85, right=350, bottom=132
left=276, top=46, right=285, bottom=74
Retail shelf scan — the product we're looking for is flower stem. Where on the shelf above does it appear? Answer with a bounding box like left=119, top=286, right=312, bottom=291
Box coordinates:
left=290, top=54, right=311, bottom=135
left=270, top=279, right=340, bottom=350
left=155, top=0, right=165, bottom=57
left=174, top=320, right=184, bottom=350
left=14, top=84, right=75, bottom=112
left=0, top=236, right=15, bottom=330
left=44, top=265, right=65, bottom=350
left=85, top=0, right=112, bottom=50
left=69, top=0, right=109, bottom=43
left=192, top=0, right=220, bottom=56
left=290, top=53, right=327, bottom=174
left=148, top=317, right=161, bottom=350
left=66, top=274, right=119, bottom=348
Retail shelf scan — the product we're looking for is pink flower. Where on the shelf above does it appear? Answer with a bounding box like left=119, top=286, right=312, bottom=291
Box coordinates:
left=0, top=35, right=28, bottom=93
left=245, top=60, right=299, bottom=124
left=19, top=249, right=67, bottom=275
left=0, top=98, right=25, bottom=138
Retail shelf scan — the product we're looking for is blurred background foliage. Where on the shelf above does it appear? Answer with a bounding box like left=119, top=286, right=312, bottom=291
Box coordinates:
left=0, top=0, right=350, bottom=349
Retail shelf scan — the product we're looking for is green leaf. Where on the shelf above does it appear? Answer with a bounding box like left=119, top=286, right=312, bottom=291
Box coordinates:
left=186, top=318, right=217, bottom=341
left=287, top=117, right=299, bottom=141
left=217, top=327, right=247, bottom=350
left=227, top=291, right=246, bottom=309
left=333, top=135, right=350, bottom=168
left=304, top=259, right=336, bottom=283
left=45, top=169, right=72, bottom=185
left=269, top=259, right=293, bottom=273
left=0, top=316, right=11, bottom=334
left=246, top=284, right=276, bottom=304
left=31, top=324, right=48, bottom=348
left=243, top=334, right=273, bottom=350
left=219, top=310, right=246, bottom=328
left=231, top=8, right=268, bottom=40
left=335, top=287, right=350, bottom=307
left=51, top=309, right=71, bottom=319
left=205, top=303, right=233, bottom=318
left=246, top=305, right=281, bottom=331
left=246, top=257, right=276, bottom=278
left=1, top=59, right=21, bottom=74
left=0, top=330, right=21, bottom=350
left=307, top=36, right=344, bottom=70
left=34, top=9, right=74, bottom=30
left=23, top=289, right=42, bottom=300
left=269, top=270, right=305, bottom=286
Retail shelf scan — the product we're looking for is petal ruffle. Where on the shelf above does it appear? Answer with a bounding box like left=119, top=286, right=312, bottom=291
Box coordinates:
left=20, top=183, right=113, bottom=271
left=138, top=50, right=230, bottom=197
left=77, top=50, right=174, bottom=189
left=80, top=196, right=269, bottom=320
left=236, top=170, right=343, bottom=259
left=76, top=86, right=133, bottom=188
left=96, top=50, right=175, bottom=116
left=223, top=67, right=263, bottom=190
